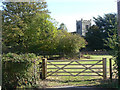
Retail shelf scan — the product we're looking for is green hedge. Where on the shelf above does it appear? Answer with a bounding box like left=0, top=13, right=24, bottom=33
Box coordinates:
left=2, top=53, right=42, bottom=89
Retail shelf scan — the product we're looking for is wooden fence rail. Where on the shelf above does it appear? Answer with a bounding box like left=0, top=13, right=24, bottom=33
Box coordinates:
left=42, top=58, right=108, bottom=80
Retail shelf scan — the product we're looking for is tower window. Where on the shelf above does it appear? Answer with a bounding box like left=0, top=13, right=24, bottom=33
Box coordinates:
left=86, top=25, right=89, bottom=30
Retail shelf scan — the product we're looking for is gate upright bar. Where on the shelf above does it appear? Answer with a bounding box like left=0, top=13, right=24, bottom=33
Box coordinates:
left=109, top=58, right=112, bottom=81
left=42, top=58, right=47, bottom=80
left=103, top=58, right=107, bottom=79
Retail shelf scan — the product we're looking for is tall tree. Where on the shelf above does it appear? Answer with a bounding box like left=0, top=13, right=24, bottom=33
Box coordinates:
left=25, top=13, right=58, bottom=54
left=2, top=1, right=49, bottom=53
left=85, top=25, right=104, bottom=50
left=85, top=13, right=117, bottom=51
left=104, top=28, right=118, bottom=55
left=93, top=13, right=117, bottom=36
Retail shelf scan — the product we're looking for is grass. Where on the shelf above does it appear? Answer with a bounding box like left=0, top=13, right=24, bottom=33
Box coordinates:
left=95, top=79, right=119, bottom=88
left=37, top=55, right=118, bottom=88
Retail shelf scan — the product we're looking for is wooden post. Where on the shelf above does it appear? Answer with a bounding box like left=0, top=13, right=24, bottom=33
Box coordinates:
left=42, top=58, right=47, bottom=80
left=79, top=52, right=81, bottom=59
left=117, top=0, right=120, bottom=85
left=118, top=0, right=120, bottom=37
left=103, top=58, right=107, bottom=79
left=109, top=58, right=112, bottom=82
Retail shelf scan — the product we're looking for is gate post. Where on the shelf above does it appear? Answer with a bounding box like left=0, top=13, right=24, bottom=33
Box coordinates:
left=103, top=58, right=107, bottom=79
left=42, top=58, right=47, bottom=80
left=109, top=58, right=112, bottom=82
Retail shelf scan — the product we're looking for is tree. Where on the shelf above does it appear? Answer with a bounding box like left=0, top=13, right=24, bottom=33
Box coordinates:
left=2, top=1, right=86, bottom=56
left=104, top=28, right=118, bottom=55
left=85, top=25, right=104, bottom=50
left=56, top=31, right=86, bottom=57
left=25, top=13, right=58, bottom=54
left=58, top=23, right=68, bottom=31
left=85, top=13, right=117, bottom=51
left=2, top=1, right=49, bottom=53
left=93, top=13, right=117, bottom=40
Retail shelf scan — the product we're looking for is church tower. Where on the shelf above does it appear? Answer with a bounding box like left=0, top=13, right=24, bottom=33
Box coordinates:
left=76, top=19, right=91, bottom=36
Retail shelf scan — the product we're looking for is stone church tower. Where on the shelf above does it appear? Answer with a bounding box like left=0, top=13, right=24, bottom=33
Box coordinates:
left=76, top=19, right=91, bottom=36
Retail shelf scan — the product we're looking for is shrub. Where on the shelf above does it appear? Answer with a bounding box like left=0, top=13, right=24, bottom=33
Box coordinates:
left=56, top=31, right=87, bottom=57
left=2, top=53, right=41, bottom=89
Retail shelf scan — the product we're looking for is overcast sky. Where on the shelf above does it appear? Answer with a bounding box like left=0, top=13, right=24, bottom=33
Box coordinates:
left=47, top=0, right=117, bottom=32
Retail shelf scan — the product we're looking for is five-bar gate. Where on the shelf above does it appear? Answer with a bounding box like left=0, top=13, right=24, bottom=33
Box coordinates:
left=41, top=58, right=107, bottom=80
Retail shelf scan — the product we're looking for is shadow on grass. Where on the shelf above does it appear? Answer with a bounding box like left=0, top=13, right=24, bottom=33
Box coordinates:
left=45, top=78, right=119, bottom=88
left=93, top=79, right=119, bottom=88
left=46, top=78, right=100, bottom=83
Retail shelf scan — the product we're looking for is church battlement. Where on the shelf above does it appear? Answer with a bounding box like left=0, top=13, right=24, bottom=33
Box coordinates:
left=76, top=19, right=91, bottom=23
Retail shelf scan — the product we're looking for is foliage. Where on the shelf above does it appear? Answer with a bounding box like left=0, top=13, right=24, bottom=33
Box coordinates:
left=2, top=1, right=49, bottom=53
left=103, top=16, right=120, bottom=84
left=2, top=1, right=86, bottom=57
left=85, top=13, right=117, bottom=51
left=58, top=23, right=68, bottom=31
left=85, top=13, right=119, bottom=82
left=56, top=31, right=87, bottom=57
left=93, top=13, right=117, bottom=33
left=2, top=53, right=41, bottom=89
left=104, top=28, right=118, bottom=56
left=105, top=32, right=120, bottom=82
left=85, top=25, right=104, bottom=50
left=22, top=13, right=58, bottom=54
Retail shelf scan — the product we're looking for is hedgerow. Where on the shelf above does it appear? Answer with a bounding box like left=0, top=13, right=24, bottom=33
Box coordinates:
left=2, top=53, right=42, bottom=89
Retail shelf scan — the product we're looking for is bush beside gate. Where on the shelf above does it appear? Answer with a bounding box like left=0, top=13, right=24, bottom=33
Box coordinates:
left=2, top=53, right=42, bottom=89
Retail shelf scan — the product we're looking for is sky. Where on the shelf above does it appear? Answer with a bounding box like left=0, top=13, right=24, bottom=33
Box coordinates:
left=0, top=0, right=117, bottom=32
left=46, top=0, right=117, bottom=32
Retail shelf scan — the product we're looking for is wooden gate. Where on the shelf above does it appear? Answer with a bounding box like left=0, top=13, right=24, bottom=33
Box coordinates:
left=41, top=58, right=107, bottom=80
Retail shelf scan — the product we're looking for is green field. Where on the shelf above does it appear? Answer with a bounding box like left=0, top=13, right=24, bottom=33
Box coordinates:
left=82, top=55, right=114, bottom=66
left=38, top=55, right=118, bottom=88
